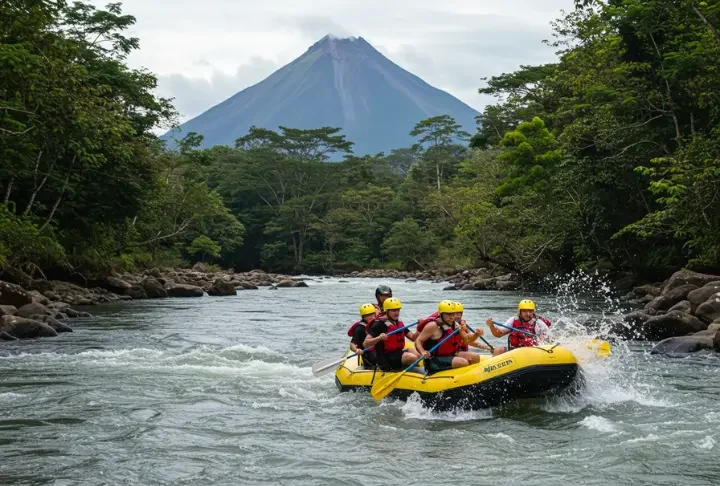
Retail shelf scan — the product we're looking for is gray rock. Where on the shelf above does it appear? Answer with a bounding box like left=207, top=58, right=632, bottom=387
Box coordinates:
left=687, top=282, right=720, bottom=311
left=495, top=280, right=519, bottom=291
left=638, top=311, right=707, bottom=340
left=0, top=316, right=58, bottom=339
left=0, top=281, right=33, bottom=308
left=695, top=293, right=720, bottom=324
left=30, top=314, right=73, bottom=333
left=104, top=277, right=132, bottom=294
left=15, top=302, right=52, bottom=319
left=634, top=284, right=661, bottom=297
left=661, top=270, right=720, bottom=295
left=293, top=281, right=309, bottom=288
left=651, top=332, right=720, bottom=356
left=74, top=297, right=94, bottom=306
left=54, top=312, right=69, bottom=320
left=142, top=277, right=168, bottom=298
left=668, top=300, right=692, bottom=314
left=0, top=305, right=17, bottom=316
left=126, top=284, right=147, bottom=300
left=235, top=281, right=258, bottom=290
left=1, top=331, right=18, bottom=340
left=191, top=262, right=208, bottom=273
left=207, top=279, right=237, bottom=296
left=27, top=290, right=51, bottom=305
left=443, top=285, right=457, bottom=291
left=709, top=321, right=720, bottom=332
left=276, top=279, right=296, bottom=288
left=43, top=290, right=61, bottom=301
left=268, top=286, right=278, bottom=291
left=647, top=284, right=699, bottom=312
left=168, top=284, right=204, bottom=298
left=148, top=267, right=163, bottom=278
left=460, top=283, right=475, bottom=291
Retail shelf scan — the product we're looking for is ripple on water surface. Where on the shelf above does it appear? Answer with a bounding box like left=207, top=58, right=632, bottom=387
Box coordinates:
left=0, top=277, right=718, bottom=485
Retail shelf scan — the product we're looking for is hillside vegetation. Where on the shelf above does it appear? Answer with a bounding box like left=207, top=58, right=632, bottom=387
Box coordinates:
left=1, top=0, right=719, bottom=282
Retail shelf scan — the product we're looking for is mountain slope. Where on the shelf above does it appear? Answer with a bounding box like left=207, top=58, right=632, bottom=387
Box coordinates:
left=163, top=35, right=479, bottom=156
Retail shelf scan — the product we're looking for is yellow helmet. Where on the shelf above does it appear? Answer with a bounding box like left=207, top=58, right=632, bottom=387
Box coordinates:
left=438, top=300, right=455, bottom=314
left=454, top=301, right=464, bottom=312
left=383, top=297, right=402, bottom=311
left=518, top=299, right=536, bottom=311
left=359, top=303, right=376, bottom=317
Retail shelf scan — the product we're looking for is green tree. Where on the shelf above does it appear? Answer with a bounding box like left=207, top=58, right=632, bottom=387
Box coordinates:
left=188, top=235, right=221, bottom=262
left=381, top=218, right=439, bottom=269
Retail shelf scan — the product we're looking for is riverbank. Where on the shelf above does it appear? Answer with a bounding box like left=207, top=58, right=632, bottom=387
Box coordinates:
left=0, top=266, right=312, bottom=341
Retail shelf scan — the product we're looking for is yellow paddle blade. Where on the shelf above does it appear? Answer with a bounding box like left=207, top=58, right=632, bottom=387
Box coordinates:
left=370, top=371, right=406, bottom=401
left=585, top=339, right=611, bottom=358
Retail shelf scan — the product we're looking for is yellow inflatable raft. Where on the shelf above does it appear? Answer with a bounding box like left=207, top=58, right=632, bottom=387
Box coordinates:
left=335, top=343, right=580, bottom=410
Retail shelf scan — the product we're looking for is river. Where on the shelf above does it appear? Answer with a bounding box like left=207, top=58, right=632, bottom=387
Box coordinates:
left=1, top=278, right=718, bottom=485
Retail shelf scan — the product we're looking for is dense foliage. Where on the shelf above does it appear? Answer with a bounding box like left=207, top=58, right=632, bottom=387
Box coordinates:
left=0, top=1, right=243, bottom=278
left=2, top=0, right=719, bottom=279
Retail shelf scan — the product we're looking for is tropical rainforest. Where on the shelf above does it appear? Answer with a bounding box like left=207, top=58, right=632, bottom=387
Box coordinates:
left=1, top=0, right=719, bottom=281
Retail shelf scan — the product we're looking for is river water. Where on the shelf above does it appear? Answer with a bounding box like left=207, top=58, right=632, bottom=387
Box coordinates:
left=1, top=277, right=718, bottom=485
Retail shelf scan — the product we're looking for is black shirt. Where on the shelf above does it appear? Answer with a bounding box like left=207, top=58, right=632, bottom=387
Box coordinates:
left=351, top=324, right=367, bottom=346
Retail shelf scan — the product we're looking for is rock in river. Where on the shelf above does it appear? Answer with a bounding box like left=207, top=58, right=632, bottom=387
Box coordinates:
left=0, top=315, right=58, bottom=339
left=207, top=279, right=237, bottom=296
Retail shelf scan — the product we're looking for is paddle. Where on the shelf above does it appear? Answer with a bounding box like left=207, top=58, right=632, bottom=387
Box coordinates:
left=491, top=320, right=611, bottom=357
left=370, top=327, right=461, bottom=401
left=311, top=321, right=418, bottom=377
left=461, top=322, right=494, bottom=352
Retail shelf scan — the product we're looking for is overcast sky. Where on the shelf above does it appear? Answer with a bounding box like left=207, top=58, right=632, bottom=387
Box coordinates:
left=93, top=0, right=575, bottom=123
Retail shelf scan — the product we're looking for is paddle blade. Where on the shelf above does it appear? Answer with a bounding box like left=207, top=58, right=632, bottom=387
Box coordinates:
left=312, top=357, right=346, bottom=377
left=585, top=339, right=611, bottom=358
left=370, top=371, right=405, bottom=401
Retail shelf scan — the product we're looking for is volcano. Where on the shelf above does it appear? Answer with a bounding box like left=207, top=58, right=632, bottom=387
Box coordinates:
left=163, top=35, right=479, bottom=156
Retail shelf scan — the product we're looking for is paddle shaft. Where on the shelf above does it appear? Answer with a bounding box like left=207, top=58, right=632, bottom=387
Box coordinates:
left=492, top=320, right=539, bottom=338
left=402, top=327, right=460, bottom=374
left=371, top=327, right=462, bottom=401
left=354, top=320, right=418, bottom=355
left=462, top=322, right=494, bottom=352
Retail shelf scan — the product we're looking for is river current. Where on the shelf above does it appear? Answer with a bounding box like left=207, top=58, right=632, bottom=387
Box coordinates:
left=1, top=277, right=718, bottom=485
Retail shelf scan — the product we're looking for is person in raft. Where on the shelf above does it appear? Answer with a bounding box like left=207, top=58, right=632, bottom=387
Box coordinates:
left=486, top=299, right=551, bottom=354
left=347, top=303, right=378, bottom=368
left=414, top=300, right=484, bottom=374
left=453, top=301, right=493, bottom=353
left=363, top=297, right=420, bottom=372
left=373, top=285, right=393, bottom=315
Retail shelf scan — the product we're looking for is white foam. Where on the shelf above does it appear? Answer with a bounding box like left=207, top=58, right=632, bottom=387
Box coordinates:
left=580, top=415, right=617, bottom=433
left=695, top=436, right=716, bottom=450
left=398, top=394, right=493, bottom=422
left=486, top=432, right=515, bottom=442
left=624, top=434, right=659, bottom=444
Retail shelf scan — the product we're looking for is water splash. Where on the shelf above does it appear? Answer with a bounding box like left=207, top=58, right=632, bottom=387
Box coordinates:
left=395, top=394, right=493, bottom=422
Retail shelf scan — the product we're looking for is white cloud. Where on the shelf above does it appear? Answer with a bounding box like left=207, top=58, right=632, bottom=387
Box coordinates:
left=90, top=0, right=574, bottom=119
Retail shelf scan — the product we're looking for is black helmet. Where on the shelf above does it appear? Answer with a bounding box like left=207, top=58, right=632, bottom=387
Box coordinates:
left=375, top=285, right=392, bottom=297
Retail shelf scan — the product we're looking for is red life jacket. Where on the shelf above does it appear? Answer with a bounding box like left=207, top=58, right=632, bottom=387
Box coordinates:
left=417, top=312, right=439, bottom=332
left=347, top=320, right=369, bottom=337
left=508, top=315, right=551, bottom=348
left=381, top=319, right=407, bottom=353
left=428, top=319, right=461, bottom=357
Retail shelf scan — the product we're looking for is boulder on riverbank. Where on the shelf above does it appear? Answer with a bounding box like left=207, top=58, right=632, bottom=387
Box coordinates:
left=207, top=279, right=237, bottom=296
left=167, top=284, right=204, bottom=298
left=0, top=315, right=58, bottom=339
left=651, top=331, right=720, bottom=357
left=624, top=270, right=720, bottom=344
